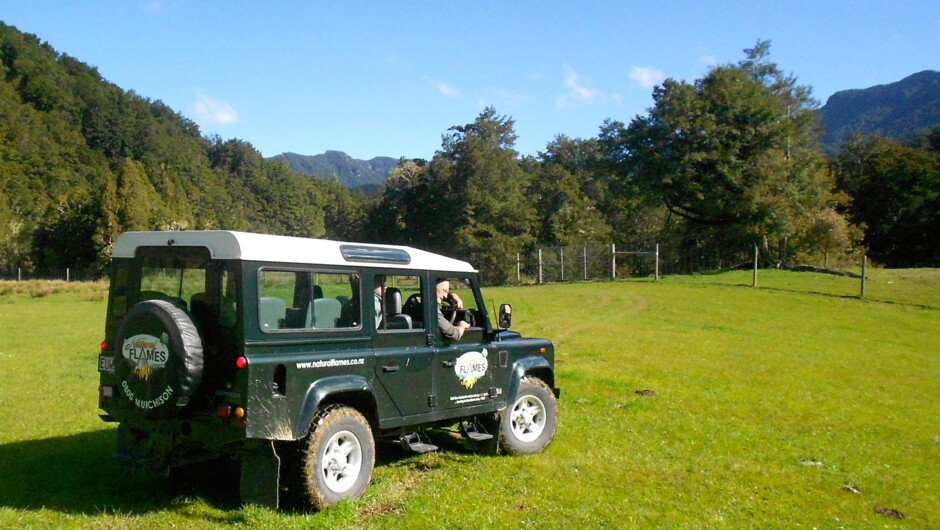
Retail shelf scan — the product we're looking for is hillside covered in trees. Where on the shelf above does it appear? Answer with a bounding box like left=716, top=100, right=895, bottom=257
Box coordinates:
left=1, top=22, right=937, bottom=281
left=0, top=22, right=370, bottom=272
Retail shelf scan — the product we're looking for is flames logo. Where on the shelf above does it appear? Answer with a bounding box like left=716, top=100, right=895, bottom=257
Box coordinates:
left=454, top=349, right=489, bottom=389
left=122, top=333, right=170, bottom=380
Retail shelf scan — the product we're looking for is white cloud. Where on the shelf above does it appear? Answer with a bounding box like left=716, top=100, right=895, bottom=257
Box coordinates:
left=629, top=66, right=666, bottom=89
left=700, top=54, right=719, bottom=67
left=193, top=95, right=240, bottom=126
left=424, top=77, right=462, bottom=98
left=555, top=65, right=606, bottom=109
left=698, top=46, right=720, bottom=68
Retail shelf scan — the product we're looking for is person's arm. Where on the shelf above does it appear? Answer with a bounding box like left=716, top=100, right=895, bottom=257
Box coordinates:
left=438, top=308, right=469, bottom=341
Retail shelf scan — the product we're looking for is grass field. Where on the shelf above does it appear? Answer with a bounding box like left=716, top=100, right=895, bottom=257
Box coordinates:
left=0, top=270, right=937, bottom=528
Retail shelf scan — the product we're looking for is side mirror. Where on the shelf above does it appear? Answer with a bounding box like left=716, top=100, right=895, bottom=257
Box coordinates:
left=498, top=304, right=512, bottom=329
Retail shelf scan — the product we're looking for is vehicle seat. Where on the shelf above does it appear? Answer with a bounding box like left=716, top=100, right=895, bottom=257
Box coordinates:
left=313, top=297, right=342, bottom=328
left=189, top=292, right=211, bottom=329
left=383, top=288, right=412, bottom=330
left=258, top=297, right=286, bottom=331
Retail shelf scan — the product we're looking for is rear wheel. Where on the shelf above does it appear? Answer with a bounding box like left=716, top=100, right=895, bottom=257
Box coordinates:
left=499, top=377, right=558, bottom=455
left=302, top=406, right=374, bottom=510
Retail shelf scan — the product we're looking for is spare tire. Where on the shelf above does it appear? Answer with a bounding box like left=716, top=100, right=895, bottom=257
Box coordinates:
left=114, top=300, right=204, bottom=419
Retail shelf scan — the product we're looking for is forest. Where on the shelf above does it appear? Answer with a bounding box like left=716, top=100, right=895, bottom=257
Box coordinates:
left=1, top=22, right=938, bottom=283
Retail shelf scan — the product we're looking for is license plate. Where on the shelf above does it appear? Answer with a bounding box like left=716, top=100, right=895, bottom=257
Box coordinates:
left=98, top=355, right=115, bottom=373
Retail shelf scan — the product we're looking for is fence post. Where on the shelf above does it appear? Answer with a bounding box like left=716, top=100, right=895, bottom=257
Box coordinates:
left=66, top=268, right=70, bottom=282
left=538, top=248, right=543, bottom=284
left=611, top=243, right=617, bottom=279
left=654, top=244, right=660, bottom=281
left=18, top=268, right=22, bottom=281
left=860, top=255, right=867, bottom=298
left=583, top=246, right=587, bottom=280
left=516, top=253, right=521, bottom=283
left=560, top=247, right=565, bottom=282
left=752, top=246, right=759, bottom=287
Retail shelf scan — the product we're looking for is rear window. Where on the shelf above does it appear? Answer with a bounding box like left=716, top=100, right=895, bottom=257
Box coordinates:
left=137, top=247, right=211, bottom=310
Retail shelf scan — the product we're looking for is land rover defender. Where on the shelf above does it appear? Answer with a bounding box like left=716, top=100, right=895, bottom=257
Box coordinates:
left=97, top=230, right=559, bottom=509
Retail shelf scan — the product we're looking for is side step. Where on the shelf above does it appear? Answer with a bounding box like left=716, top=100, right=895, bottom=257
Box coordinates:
left=399, top=431, right=438, bottom=454
left=459, top=419, right=494, bottom=442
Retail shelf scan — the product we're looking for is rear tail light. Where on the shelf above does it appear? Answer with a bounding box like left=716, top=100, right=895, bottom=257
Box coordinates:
left=216, top=404, right=233, bottom=419
left=236, top=356, right=248, bottom=369
left=99, top=385, right=114, bottom=398
left=100, top=341, right=109, bottom=353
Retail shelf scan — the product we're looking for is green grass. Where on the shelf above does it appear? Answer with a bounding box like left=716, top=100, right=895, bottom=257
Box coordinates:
left=1, top=271, right=938, bottom=528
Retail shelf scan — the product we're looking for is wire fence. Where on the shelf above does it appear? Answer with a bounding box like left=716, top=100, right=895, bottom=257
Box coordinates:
left=0, top=267, right=104, bottom=282
left=515, top=244, right=661, bottom=283
left=515, top=243, right=864, bottom=284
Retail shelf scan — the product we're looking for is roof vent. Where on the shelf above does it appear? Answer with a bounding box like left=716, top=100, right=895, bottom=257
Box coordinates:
left=340, top=245, right=411, bottom=265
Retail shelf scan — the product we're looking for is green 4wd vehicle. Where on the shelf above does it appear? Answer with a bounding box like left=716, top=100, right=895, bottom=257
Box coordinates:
left=97, top=231, right=559, bottom=509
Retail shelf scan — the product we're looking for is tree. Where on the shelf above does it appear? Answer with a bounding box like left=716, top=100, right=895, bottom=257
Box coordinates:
left=31, top=190, right=103, bottom=269
left=835, top=134, right=940, bottom=266
left=605, top=41, right=836, bottom=258
left=437, top=108, right=534, bottom=283
left=529, top=145, right=611, bottom=246
left=366, top=108, right=533, bottom=283
left=116, top=158, right=158, bottom=231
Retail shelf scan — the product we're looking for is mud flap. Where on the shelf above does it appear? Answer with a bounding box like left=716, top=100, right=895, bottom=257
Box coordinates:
left=115, top=423, right=171, bottom=472
left=240, top=441, right=281, bottom=508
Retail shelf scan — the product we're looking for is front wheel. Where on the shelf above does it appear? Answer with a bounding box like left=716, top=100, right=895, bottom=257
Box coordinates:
left=302, top=406, right=375, bottom=510
left=499, top=377, right=558, bottom=455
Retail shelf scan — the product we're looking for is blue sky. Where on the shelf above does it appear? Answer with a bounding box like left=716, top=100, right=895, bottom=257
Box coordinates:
left=3, top=1, right=938, bottom=160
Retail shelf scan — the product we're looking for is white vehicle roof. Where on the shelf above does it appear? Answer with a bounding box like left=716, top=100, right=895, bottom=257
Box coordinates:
left=111, top=231, right=477, bottom=273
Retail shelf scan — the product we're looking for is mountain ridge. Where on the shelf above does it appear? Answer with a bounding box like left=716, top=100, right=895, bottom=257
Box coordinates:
left=818, top=70, right=940, bottom=154
left=272, top=150, right=398, bottom=189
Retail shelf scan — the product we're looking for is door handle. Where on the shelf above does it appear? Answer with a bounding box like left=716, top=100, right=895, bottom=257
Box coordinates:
left=442, top=360, right=456, bottom=368
left=382, top=365, right=399, bottom=373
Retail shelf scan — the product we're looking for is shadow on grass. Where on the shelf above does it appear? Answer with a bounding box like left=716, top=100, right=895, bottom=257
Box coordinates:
left=725, top=283, right=940, bottom=310
left=0, top=427, right=485, bottom=518
left=0, top=428, right=240, bottom=516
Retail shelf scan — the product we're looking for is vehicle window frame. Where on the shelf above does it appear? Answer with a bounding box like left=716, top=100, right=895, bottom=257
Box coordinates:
left=256, top=266, right=362, bottom=334
left=374, top=273, right=426, bottom=334
left=435, top=275, right=485, bottom=330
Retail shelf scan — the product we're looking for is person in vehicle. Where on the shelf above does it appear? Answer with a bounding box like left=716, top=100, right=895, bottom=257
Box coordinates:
left=374, top=275, right=385, bottom=328
left=436, top=278, right=470, bottom=341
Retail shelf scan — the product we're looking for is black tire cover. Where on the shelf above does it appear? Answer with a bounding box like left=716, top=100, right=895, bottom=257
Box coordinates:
left=114, top=300, right=204, bottom=419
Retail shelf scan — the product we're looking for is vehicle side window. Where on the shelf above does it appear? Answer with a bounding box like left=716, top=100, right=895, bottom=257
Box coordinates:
left=218, top=269, right=237, bottom=328
left=437, top=276, right=483, bottom=330
left=374, top=274, right=424, bottom=331
left=110, top=266, right=129, bottom=317
left=438, top=277, right=480, bottom=315
left=258, top=269, right=360, bottom=332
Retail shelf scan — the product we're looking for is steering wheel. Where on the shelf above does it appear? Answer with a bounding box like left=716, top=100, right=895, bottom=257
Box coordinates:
left=403, top=293, right=422, bottom=314
left=449, top=309, right=476, bottom=327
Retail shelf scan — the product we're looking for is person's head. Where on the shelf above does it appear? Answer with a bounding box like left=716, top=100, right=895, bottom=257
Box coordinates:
left=436, top=279, right=450, bottom=303
left=374, top=275, right=386, bottom=297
